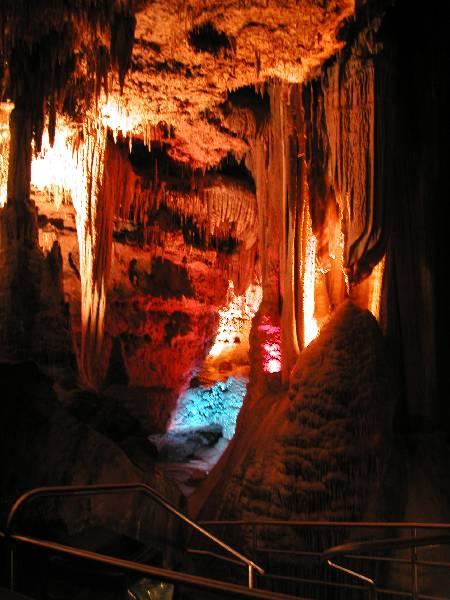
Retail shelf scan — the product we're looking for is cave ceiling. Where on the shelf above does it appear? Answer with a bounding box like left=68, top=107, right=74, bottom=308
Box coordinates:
left=0, top=0, right=357, bottom=168
left=122, top=0, right=354, bottom=167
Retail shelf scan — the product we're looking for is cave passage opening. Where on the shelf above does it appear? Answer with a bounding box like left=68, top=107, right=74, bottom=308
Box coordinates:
left=149, top=280, right=262, bottom=493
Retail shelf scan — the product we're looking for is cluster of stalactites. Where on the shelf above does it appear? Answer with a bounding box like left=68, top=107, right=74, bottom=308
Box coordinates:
left=249, top=78, right=387, bottom=383
left=165, top=181, right=258, bottom=248
left=0, top=0, right=136, bottom=153
left=303, top=19, right=389, bottom=288
left=102, top=140, right=258, bottom=251
left=106, top=143, right=259, bottom=291
left=26, top=118, right=260, bottom=381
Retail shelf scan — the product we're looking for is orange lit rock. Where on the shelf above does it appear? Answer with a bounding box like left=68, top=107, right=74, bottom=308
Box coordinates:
left=193, top=301, right=392, bottom=528
left=122, top=0, right=354, bottom=167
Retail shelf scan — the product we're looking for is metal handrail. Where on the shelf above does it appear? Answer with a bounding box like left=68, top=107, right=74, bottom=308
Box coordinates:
left=5, top=512, right=450, bottom=600
left=322, top=534, right=450, bottom=560
left=199, top=519, right=450, bottom=529
left=4, top=483, right=264, bottom=589
left=2, top=532, right=300, bottom=600
left=193, top=518, right=450, bottom=599
left=321, top=534, right=450, bottom=600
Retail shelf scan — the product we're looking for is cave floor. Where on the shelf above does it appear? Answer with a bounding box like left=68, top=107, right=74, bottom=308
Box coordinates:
left=151, top=437, right=229, bottom=497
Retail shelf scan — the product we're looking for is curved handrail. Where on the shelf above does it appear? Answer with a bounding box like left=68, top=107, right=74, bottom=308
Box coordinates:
left=5, top=533, right=296, bottom=600
left=322, top=533, right=450, bottom=561
left=5, top=482, right=264, bottom=586
left=321, top=533, right=450, bottom=600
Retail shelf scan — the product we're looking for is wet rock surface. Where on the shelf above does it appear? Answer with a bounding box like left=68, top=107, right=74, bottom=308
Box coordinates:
left=150, top=424, right=223, bottom=463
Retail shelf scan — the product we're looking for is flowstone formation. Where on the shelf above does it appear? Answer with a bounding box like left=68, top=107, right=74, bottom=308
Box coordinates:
left=194, top=302, right=392, bottom=526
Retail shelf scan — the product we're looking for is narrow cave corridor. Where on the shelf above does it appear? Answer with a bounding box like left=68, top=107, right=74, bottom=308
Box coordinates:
left=150, top=280, right=262, bottom=494
left=1, top=0, right=449, bottom=598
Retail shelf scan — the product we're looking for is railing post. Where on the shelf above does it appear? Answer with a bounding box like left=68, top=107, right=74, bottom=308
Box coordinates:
left=369, top=584, right=377, bottom=600
left=10, top=544, right=15, bottom=592
left=411, top=527, right=418, bottom=600
left=247, top=523, right=257, bottom=589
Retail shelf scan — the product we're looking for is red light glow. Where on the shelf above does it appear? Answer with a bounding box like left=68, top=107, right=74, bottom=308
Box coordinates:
left=259, top=315, right=281, bottom=374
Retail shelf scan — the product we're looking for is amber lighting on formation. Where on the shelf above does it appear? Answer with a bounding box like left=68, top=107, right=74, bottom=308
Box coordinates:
left=0, top=102, right=14, bottom=208
left=100, top=97, right=140, bottom=147
left=31, top=122, right=76, bottom=206
left=208, top=281, right=262, bottom=359
left=303, top=205, right=319, bottom=347
left=0, top=133, right=8, bottom=208
left=368, top=256, right=385, bottom=320
left=30, top=95, right=141, bottom=203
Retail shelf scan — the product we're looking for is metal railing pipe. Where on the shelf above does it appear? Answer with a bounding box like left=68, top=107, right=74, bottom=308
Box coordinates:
left=322, top=533, right=450, bottom=600
left=199, top=519, right=450, bottom=530
left=322, top=534, right=450, bottom=561
left=7, top=533, right=299, bottom=600
left=327, top=559, right=377, bottom=599
left=5, top=483, right=264, bottom=588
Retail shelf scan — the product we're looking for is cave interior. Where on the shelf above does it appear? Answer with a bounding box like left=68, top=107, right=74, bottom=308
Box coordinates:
left=1, top=0, right=449, bottom=598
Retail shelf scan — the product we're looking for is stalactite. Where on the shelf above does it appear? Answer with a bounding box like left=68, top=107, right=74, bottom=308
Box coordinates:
left=301, top=21, right=392, bottom=290
left=323, top=52, right=378, bottom=282
left=71, top=118, right=109, bottom=385
left=0, top=102, right=12, bottom=207
left=110, top=10, right=136, bottom=93
left=1, top=2, right=136, bottom=152
left=302, top=203, right=319, bottom=347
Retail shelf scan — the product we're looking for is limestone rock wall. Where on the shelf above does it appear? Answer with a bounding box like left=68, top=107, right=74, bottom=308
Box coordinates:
left=0, top=201, right=73, bottom=370
left=34, top=186, right=233, bottom=431
left=0, top=361, right=182, bottom=552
